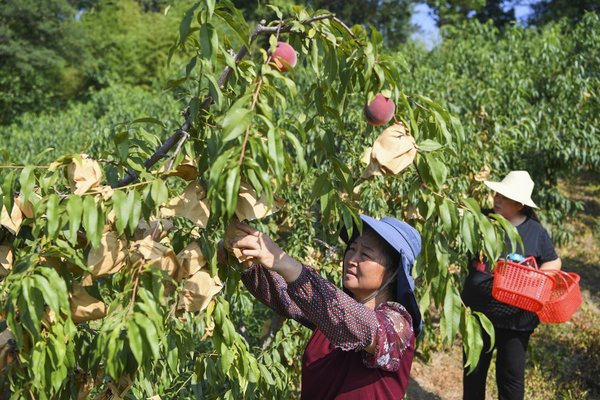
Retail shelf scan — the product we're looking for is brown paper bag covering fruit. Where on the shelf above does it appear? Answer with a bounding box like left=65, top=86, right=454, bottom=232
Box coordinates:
left=160, top=155, right=198, bottom=181
left=177, top=269, right=223, bottom=312
left=0, top=329, right=15, bottom=373
left=130, top=237, right=180, bottom=278
left=67, top=154, right=103, bottom=195
left=160, top=182, right=210, bottom=228
left=475, top=165, right=491, bottom=181
left=15, top=193, right=38, bottom=219
left=69, top=282, right=107, bottom=323
left=87, top=231, right=127, bottom=278
left=175, top=241, right=207, bottom=282
left=361, top=123, right=417, bottom=179
left=0, top=244, right=13, bottom=277
left=134, top=218, right=173, bottom=243
left=0, top=201, right=22, bottom=235
left=235, top=181, right=285, bottom=222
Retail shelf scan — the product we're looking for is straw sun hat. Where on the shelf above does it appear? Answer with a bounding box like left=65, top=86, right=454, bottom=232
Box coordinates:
left=483, top=170, right=538, bottom=209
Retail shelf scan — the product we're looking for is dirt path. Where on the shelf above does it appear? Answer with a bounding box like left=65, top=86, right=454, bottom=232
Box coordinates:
left=407, top=345, right=465, bottom=400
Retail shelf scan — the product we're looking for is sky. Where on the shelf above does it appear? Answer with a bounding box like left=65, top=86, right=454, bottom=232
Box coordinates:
left=410, top=2, right=536, bottom=50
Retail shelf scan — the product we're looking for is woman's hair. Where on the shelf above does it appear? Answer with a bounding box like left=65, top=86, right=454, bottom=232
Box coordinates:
left=522, top=205, right=540, bottom=222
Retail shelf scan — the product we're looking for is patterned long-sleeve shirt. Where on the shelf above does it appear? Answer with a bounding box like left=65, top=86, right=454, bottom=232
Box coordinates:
left=241, top=263, right=414, bottom=372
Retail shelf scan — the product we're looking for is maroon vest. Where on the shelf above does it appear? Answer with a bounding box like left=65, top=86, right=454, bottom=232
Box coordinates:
left=301, top=329, right=414, bottom=399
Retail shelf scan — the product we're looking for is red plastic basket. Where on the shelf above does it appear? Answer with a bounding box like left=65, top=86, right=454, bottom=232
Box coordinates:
left=492, top=257, right=555, bottom=312
left=537, top=271, right=581, bottom=323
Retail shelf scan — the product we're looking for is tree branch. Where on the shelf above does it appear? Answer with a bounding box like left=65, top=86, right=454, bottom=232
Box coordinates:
left=116, top=13, right=359, bottom=187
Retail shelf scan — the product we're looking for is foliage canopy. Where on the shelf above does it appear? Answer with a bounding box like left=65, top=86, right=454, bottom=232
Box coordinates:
left=0, top=1, right=598, bottom=398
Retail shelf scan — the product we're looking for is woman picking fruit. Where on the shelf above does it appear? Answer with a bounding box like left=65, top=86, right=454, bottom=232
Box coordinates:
left=223, top=214, right=422, bottom=399
left=461, top=170, right=562, bottom=400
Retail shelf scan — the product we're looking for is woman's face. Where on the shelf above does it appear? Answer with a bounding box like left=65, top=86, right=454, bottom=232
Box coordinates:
left=343, top=231, right=391, bottom=300
left=493, top=193, right=524, bottom=220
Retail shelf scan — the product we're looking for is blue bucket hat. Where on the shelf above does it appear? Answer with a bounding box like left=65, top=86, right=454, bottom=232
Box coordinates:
left=341, top=214, right=423, bottom=335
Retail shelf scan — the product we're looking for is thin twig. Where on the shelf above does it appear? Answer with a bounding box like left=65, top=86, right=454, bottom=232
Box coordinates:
left=128, top=260, right=145, bottom=314
left=165, top=129, right=190, bottom=172
left=238, top=79, right=264, bottom=166
left=116, top=118, right=192, bottom=187
left=332, top=16, right=359, bottom=44
left=0, top=165, right=48, bottom=169
left=314, top=238, right=341, bottom=254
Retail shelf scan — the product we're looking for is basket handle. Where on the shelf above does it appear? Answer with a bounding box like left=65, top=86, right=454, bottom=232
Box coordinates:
left=548, top=270, right=579, bottom=286
left=518, top=256, right=539, bottom=269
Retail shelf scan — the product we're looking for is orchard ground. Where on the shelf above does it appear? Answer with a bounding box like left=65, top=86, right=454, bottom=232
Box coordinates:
left=407, top=172, right=600, bottom=400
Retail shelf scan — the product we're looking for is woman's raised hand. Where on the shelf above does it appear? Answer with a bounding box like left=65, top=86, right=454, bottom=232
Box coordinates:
left=224, top=222, right=302, bottom=282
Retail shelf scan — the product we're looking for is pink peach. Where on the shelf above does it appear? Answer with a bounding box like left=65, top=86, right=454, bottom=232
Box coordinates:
left=269, top=42, right=297, bottom=72
left=364, top=94, right=396, bottom=126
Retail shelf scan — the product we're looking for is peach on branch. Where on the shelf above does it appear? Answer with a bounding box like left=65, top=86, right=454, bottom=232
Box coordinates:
left=364, top=94, right=396, bottom=126
left=268, top=42, right=297, bottom=72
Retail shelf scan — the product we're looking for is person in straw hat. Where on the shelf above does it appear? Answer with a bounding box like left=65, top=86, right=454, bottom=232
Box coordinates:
left=222, top=214, right=422, bottom=399
left=461, top=170, right=562, bottom=400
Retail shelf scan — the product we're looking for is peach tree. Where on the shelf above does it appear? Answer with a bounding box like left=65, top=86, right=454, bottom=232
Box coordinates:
left=0, top=1, right=521, bottom=398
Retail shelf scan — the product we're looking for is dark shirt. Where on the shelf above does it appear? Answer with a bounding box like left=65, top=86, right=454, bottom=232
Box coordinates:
left=462, top=212, right=559, bottom=331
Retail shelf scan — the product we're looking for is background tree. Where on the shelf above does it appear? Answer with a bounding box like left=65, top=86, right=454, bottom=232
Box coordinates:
left=529, top=0, right=600, bottom=26
left=78, top=0, right=182, bottom=88
left=426, top=0, right=516, bottom=27
left=231, top=0, right=417, bottom=47
left=0, top=0, right=92, bottom=124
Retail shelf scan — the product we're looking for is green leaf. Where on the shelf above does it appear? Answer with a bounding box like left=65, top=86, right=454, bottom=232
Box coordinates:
left=114, top=130, right=129, bottom=162
left=425, top=154, right=448, bottom=189
left=220, top=342, right=234, bottom=373
left=19, top=166, right=36, bottom=205
left=222, top=108, right=253, bottom=142
left=442, top=279, right=460, bottom=346
left=489, top=212, right=523, bottom=254
left=31, top=274, right=59, bottom=316
left=127, top=190, right=142, bottom=235
left=283, top=130, right=306, bottom=173
left=128, top=319, right=144, bottom=365
left=66, top=195, right=83, bottom=246
left=82, top=195, right=101, bottom=247
left=112, top=190, right=128, bottom=235
left=461, top=211, right=476, bottom=254
left=134, top=314, right=160, bottom=359
left=438, top=200, right=452, bottom=232
left=224, top=167, right=240, bottom=218
left=209, top=147, right=235, bottom=188
left=206, top=75, right=223, bottom=108
left=21, top=279, right=43, bottom=341
left=106, top=326, right=125, bottom=379
left=180, top=3, right=200, bottom=44
left=478, top=215, right=499, bottom=262
left=462, top=198, right=481, bottom=214
left=311, top=173, right=332, bottom=201
left=465, top=313, right=483, bottom=374
left=46, top=194, right=60, bottom=238
left=258, top=363, right=275, bottom=385
left=214, top=0, right=250, bottom=46
left=474, top=311, right=495, bottom=352
left=130, top=117, right=166, bottom=128
left=1, top=170, right=16, bottom=212
left=150, top=179, right=169, bottom=207
left=205, top=0, right=215, bottom=18
left=221, top=319, right=235, bottom=346
left=417, top=139, right=443, bottom=152
left=38, top=267, right=70, bottom=312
